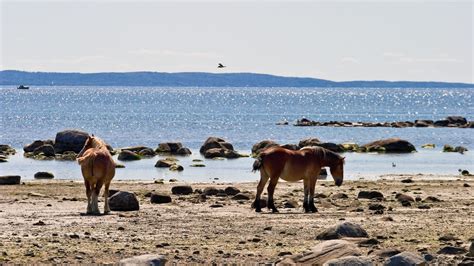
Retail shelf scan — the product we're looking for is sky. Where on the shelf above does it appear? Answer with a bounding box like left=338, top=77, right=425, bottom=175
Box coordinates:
left=1, top=0, right=473, bottom=83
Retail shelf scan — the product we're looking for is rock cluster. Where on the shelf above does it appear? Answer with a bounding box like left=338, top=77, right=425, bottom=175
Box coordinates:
left=155, top=142, right=191, bottom=155
left=200, top=137, right=244, bottom=159
left=294, top=116, right=473, bottom=128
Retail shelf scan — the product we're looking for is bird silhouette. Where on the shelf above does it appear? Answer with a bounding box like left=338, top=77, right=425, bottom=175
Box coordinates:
left=392, top=162, right=396, bottom=167
left=217, top=63, right=226, bottom=68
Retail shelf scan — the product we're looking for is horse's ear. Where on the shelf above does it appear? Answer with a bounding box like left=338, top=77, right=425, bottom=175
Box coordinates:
left=91, top=134, right=94, bottom=137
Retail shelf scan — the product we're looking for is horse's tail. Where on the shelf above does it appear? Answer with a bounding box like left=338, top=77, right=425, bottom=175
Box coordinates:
left=252, top=155, right=265, bottom=172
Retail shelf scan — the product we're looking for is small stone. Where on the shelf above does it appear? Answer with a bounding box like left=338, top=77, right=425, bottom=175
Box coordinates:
left=203, top=187, right=219, bottom=196
left=232, top=193, right=250, bottom=200
left=33, top=220, right=45, bottom=226
left=169, top=164, right=184, bottom=171
left=150, top=193, right=172, bottom=204
left=401, top=178, right=413, bottom=183
left=464, top=183, right=471, bottom=187
left=368, top=203, right=386, bottom=211
left=357, top=190, right=384, bottom=200
left=424, top=196, right=442, bottom=202
left=418, top=204, right=431, bottom=209
left=278, top=251, right=292, bottom=256
left=438, top=234, right=459, bottom=241
left=224, top=186, right=240, bottom=196
left=210, top=204, right=223, bottom=208
left=69, top=233, right=80, bottom=239
left=118, top=227, right=125, bottom=231
left=34, top=172, right=54, bottom=179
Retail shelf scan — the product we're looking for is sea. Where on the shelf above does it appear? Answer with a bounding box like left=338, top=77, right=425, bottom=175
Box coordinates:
left=1, top=86, right=473, bottom=182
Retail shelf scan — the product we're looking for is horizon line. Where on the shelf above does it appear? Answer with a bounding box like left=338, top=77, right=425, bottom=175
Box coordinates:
left=1, top=69, right=473, bottom=85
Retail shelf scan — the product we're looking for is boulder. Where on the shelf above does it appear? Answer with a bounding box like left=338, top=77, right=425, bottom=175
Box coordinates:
left=396, top=193, right=415, bottom=202
left=137, top=148, right=156, bottom=157
left=0, top=144, right=16, bottom=156
left=169, top=164, right=183, bottom=171
left=24, top=140, right=54, bottom=153
left=445, top=116, right=467, bottom=125
left=357, top=191, right=384, bottom=200
left=277, top=240, right=361, bottom=265
left=251, top=140, right=279, bottom=156
left=298, top=138, right=321, bottom=148
left=437, top=246, right=467, bottom=255
left=171, top=185, right=193, bottom=195
left=176, top=147, right=192, bottom=155
left=0, top=175, right=21, bottom=185
left=155, top=159, right=176, bottom=168
left=384, top=251, right=425, bottom=266
left=414, top=120, right=433, bottom=127
left=54, top=129, right=89, bottom=153
left=204, top=148, right=241, bottom=159
left=33, top=144, right=55, bottom=157
left=121, top=146, right=152, bottom=153
left=316, top=222, right=369, bottom=240
left=119, top=254, right=166, bottom=266
left=150, top=193, right=172, bottom=204
left=108, top=191, right=140, bottom=211
left=361, top=138, right=416, bottom=153
left=434, top=120, right=450, bottom=127
left=155, top=142, right=183, bottom=153
left=224, top=186, right=240, bottom=196
left=200, top=137, right=234, bottom=154
left=324, top=255, right=374, bottom=266
left=34, top=172, right=54, bottom=179
left=203, top=187, right=220, bottom=196
left=118, top=150, right=141, bottom=161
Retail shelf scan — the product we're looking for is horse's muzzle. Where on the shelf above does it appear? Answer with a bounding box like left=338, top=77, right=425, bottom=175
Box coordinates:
left=335, top=179, right=343, bottom=187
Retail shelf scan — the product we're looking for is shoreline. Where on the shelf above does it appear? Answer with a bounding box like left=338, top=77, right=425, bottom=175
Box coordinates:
left=1, top=176, right=473, bottom=264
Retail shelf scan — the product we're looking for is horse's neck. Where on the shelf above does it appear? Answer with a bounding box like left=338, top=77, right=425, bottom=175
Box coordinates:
left=319, top=153, right=335, bottom=168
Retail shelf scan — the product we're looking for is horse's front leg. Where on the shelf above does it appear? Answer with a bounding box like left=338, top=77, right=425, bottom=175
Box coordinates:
left=92, top=180, right=104, bottom=215
left=309, top=176, right=318, bottom=213
left=84, top=179, right=93, bottom=214
left=303, top=177, right=310, bottom=213
left=267, top=176, right=279, bottom=213
left=254, top=170, right=269, bottom=212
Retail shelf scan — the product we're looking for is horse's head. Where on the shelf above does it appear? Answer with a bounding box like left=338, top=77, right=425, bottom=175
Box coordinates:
left=77, top=135, right=94, bottom=158
left=330, top=156, right=345, bottom=186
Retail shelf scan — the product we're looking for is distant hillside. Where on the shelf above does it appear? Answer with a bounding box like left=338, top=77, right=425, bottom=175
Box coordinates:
left=0, top=70, right=472, bottom=88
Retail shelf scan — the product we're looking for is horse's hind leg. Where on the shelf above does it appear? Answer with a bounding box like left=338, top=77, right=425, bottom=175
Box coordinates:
left=309, top=176, right=318, bottom=213
left=267, top=176, right=279, bottom=213
left=84, top=179, right=93, bottom=214
left=92, top=180, right=104, bottom=215
left=103, top=180, right=111, bottom=214
left=254, top=170, right=269, bottom=212
left=303, top=177, right=310, bottom=213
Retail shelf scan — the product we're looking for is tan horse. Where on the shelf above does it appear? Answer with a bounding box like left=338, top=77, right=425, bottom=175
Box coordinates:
left=77, top=135, right=115, bottom=215
left=252, top=146, right=344, bottom=213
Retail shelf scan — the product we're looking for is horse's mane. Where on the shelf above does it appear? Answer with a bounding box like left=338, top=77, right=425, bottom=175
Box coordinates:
left=302, top=146, right=343, bottom=166
left=90, top=137, right=107, bottom=149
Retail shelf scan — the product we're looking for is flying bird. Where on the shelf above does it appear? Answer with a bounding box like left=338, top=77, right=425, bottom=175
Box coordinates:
left=217, top=63, right=226, bottom=68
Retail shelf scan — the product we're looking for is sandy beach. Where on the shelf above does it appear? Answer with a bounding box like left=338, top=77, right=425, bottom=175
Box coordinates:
left=1, top=174, right=473, bottom=264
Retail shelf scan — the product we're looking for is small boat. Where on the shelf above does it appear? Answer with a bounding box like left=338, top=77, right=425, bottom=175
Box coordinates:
left=17, top=85, right=29, bottom=90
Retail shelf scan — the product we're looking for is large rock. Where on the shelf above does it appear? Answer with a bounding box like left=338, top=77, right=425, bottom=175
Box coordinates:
left=358, top=191, right=384, bottom=200
left=324, top=256, right=374, bottom=266
left=54, top=130, right=89, bottom=153
left=384, top=251, right=425, bottom=266
left=176, top=147, right=192, bottom=155
left=155, top=142, right=183, bottom=153
left=200, top=137, right=234, bottom=154
left=445, top=116, right=467, bottom=125
left=150, top=193, right=172, bottom=204
left=119, top=254, right=167, bottom=266
left=361, top=138, right=416, bottom=153
left=204, top=148, right=241, bottom=159
left=277, top=240, right=361, bottom=265
left=155, top=159, right=176, bottom=168
left=0, top=175, right=21, bottom=185
left=33, top=144, right=55, bottom=157
left=299, top=138, right=321, bottom=148
left=118, top=150, right=141, bottom=161
left=316, top=222, right=369, bottom=240
left=34, top=172, right=54, bottom=179
left=171, top=185, right=193, bottom=195
left=0, top=144, right=16, bottom=156
left=437, top=246, right=467, bottom=255
left=24, top=140, right=54, bottom=153
left=109, top=191, right=140, bottom=211
left=251, top=140, right=279, bottom=156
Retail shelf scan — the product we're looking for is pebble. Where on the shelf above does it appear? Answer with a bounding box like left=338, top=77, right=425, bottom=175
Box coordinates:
left=33, top=220, right=45, bottom=226
left=278, top=251, right=292, bottom=256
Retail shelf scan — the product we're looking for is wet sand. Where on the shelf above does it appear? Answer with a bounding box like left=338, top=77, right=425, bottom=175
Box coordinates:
left=0, top=174, right=473, bottom=264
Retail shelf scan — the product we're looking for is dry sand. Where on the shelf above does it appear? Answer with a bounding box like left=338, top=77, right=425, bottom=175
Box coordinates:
left=0, top=174, right=473, bottom=264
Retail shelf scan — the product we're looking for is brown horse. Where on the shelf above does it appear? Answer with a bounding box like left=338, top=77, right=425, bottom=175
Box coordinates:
left=252, top=146, right=345, bottom=213
left=77, top=135, right=115, bottom=215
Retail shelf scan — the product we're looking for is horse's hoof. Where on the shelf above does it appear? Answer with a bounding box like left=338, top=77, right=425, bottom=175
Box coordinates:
left=311, top=209, right=318, bottom=213
left=255, top=208, right=262, bottom=213
left=272, top=209, right=279, bottom=213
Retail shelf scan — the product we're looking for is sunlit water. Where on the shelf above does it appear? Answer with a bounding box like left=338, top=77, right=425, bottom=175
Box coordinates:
left=1, top=86, right=473, bottom=181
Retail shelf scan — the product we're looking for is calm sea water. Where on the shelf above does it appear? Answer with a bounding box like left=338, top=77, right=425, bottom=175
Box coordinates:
left=1, top=86, right=473, bottom=181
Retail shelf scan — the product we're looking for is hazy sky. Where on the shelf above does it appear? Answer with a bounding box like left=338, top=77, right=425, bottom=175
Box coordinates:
left=1, top=0, right=473, bottom=82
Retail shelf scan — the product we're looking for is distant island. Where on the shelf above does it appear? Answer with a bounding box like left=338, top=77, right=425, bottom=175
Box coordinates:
left=0, top=70, right=473, bottom=88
